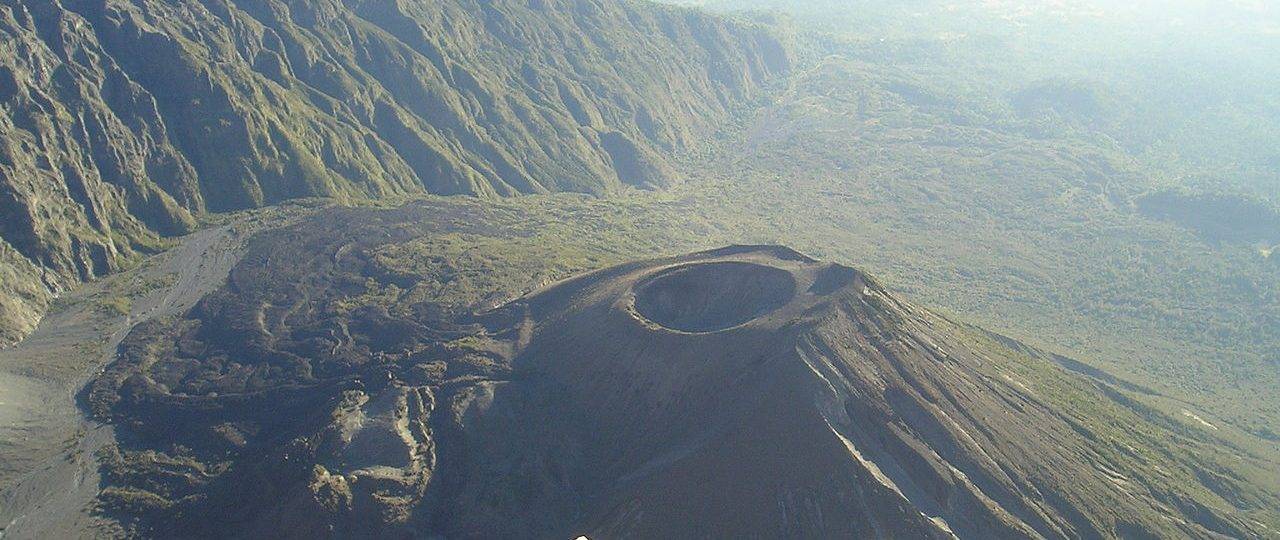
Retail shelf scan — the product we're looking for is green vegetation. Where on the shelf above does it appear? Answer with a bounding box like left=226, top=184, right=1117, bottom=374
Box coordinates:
left=655, top=0, right=1280, bottom=443
left=92, top=272, right=179, bottom=317
left=962, top=324, right=1280, bottom=531
left=1136, top=188, right=1280, bottom=245
left=96, top=296, right=132, bottom=317
left=0, top=0, right=787, bottom=345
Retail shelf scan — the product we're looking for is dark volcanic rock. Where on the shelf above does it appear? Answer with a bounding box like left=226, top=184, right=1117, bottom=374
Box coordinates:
left=89, top=230, right=1274, bottom=538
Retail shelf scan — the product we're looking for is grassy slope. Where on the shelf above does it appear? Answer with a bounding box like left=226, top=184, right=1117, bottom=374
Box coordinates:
left=0, top=0, right=788, bottom=346
left=662, top=0, right=1280, bottom=463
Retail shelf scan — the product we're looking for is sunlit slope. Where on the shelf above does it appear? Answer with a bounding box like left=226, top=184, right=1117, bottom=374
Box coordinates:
left=0, top=0, right=789, bottom=345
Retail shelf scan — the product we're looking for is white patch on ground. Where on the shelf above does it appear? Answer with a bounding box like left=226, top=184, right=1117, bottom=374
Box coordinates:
left=1180, top=409, right=1218, bottom=430
left=1092, top=462, right=1130, bottom=490
left=824, top=419, right=958, bottom=538
left=1001, top=372, right=1034, bottom=395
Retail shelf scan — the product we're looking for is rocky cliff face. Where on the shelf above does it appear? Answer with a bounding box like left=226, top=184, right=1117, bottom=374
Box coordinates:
left=0, top=0, right=790, bottom=345
left=85, top=208, right=1278, bottom=538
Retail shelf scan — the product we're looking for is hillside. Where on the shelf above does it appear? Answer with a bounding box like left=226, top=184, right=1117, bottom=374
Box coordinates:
left=0, top=0, right=789, bottom=345
left=78, top=209, right=1277, bottom=537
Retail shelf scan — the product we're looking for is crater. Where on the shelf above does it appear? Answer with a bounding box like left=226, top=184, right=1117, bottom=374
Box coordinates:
left=633, top=262, right=796, bottom=333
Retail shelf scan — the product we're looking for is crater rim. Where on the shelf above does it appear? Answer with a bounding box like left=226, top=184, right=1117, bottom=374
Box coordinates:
left=631, top=261, right=797, bottom=334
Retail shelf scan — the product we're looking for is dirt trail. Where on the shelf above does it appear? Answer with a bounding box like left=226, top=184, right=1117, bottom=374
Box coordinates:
left=0, top=223, right=252, bottom=538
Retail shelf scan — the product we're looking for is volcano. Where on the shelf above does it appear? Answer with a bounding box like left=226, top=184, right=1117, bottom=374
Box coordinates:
left=88, top=243, right=1266, bottom=538
left=493, top=246, right=1256, bottom=538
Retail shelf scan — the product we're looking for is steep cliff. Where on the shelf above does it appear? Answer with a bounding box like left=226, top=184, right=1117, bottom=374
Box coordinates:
left=0, top=0, right=790, bottom=344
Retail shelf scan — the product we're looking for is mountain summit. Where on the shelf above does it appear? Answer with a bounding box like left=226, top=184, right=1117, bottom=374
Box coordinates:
left=89, top=239, right=1268, bottom=537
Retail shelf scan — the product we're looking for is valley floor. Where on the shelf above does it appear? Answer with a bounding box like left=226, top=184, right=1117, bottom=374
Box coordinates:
left=0, top=209, right=305, bottom=538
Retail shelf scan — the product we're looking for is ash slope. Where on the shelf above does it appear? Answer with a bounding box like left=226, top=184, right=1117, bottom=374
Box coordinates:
left=518, top=247, right=1270, bottom=538
left=89, top=236, right=1275, bottom=538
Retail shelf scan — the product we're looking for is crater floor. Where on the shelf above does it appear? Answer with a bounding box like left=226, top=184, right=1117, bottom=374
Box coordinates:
left=632, top=261, right=796, bottom=333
